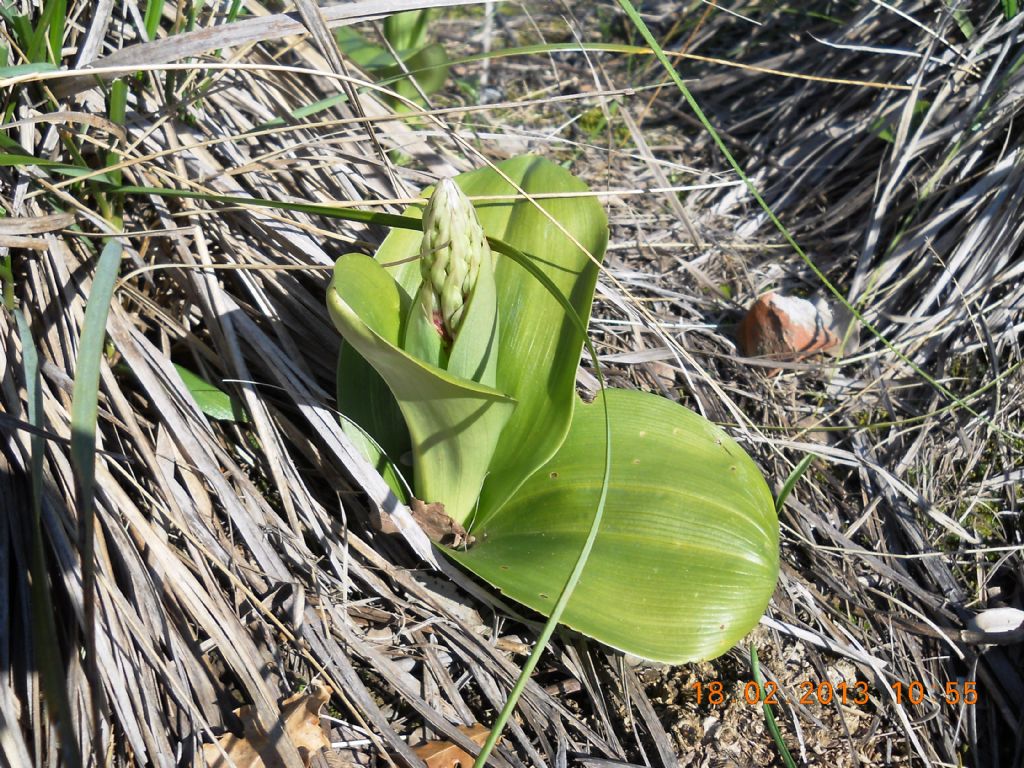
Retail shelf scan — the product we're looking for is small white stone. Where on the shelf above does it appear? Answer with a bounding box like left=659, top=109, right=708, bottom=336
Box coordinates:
left=967, top=607, right=1024, bottom=636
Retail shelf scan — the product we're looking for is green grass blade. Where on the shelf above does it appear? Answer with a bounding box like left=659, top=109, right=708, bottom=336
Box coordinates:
left=21, top=0, right=67, bottom=64
left=187, top=0, right=203, bottom=32
left=22, top=5, right=45, bottom=62
left=45, top=0, right=67, bottom=64
left=751, top=645, right=798, bottom=768
left=1, top=254, right=13, bottom=309
left=113, top=184, right=419, bottom=229
left=69, top=239, right=122, bottom=756
left=225, top=0, right=244, bottom=23
left=143, top=0, right=165, bottom=41
left=0, top=62, right=60, bottom=77
left=16, top=309, right=83, bottom=768
left=775, top=453, right=813, bottom=514
left=105, top=79, right=128, bottom=187
left=106, top=78, right=128, bottom=225
left=0, top=4, right=32, bottom=60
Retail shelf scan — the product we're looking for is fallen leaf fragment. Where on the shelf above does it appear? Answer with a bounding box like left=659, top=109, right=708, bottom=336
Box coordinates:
left=203, top=725, right=262, bottom=768
left=203, top=683, right=333, bottom=768
left=410, top=724, right=490, bottom=768
left=411, top=498, right=475, bottom=548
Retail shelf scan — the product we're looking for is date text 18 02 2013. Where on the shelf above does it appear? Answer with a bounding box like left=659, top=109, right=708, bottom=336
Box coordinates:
left=690, top=679, right=978, bottom=707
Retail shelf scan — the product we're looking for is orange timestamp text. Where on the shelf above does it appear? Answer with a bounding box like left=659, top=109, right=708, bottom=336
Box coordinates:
left=690, top=679, right=978, bottom=707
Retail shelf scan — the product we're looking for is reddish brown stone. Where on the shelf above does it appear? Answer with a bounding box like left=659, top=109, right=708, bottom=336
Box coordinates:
left=737, top=292, right=841, bottom=361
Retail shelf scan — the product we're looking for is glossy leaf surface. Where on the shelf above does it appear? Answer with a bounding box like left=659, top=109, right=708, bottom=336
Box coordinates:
left=450, top=388, right=778, bottom=663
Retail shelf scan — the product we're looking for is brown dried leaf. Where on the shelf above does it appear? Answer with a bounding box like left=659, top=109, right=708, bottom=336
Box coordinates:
left=203, top=724, right=263, bottom=768
left=279, top=684, right=333, bottom=757
left=203, top=684, right=333, bottom=768
left=410, top=499, right=475, bottom=548
left=412, top=724, right=490, bottom=768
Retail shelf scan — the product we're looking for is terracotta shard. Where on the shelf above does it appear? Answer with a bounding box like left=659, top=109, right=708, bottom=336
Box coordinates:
left=737, top=292, right=853, bottom=362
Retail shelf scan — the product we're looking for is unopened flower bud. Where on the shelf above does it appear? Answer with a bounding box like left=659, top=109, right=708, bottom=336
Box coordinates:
left=419, top=178, right=489, bottom=342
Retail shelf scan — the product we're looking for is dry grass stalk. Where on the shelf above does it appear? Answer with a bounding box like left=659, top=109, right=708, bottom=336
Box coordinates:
left=1, top=2, right=1022, bottom=767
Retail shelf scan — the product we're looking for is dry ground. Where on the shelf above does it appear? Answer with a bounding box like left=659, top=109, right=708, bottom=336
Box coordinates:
left=1, top=2, right=1022, bottom=767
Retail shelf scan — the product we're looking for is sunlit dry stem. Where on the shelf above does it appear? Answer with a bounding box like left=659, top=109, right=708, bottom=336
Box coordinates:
left=418, top=178, right=490, bottom=344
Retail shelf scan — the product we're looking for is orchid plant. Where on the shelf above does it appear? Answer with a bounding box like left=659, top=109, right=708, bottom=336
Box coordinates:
left=327, top=156, right=778, bottom=662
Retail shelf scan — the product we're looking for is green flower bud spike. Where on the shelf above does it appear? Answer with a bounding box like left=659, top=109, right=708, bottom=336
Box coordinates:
left=417, top=178, right=490, bottom=344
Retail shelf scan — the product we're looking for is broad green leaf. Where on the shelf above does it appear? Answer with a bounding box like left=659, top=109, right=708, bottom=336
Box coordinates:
left=384, top=10, right=431, bottom=53
left=333, top=249, right=413, bottom=500
left=173, top=364, right=244, bottom=422
left=327, top=253, right=516, bottom=524
left=336, top=343, right=410, bottom=497
left=450, top=388, right=778, bottom=663
left=382, top=43, right=449, bottom=102
left=470, top=157, right=607, bottom=523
